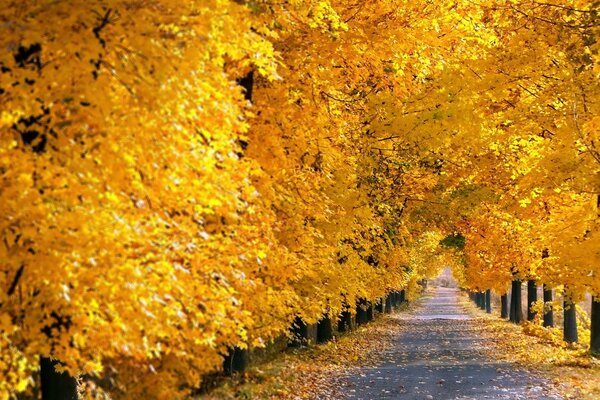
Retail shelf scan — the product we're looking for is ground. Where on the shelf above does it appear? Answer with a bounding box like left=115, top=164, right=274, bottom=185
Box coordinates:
left=341, top=287, right=562, bottom=399
left=199, top=286, right=600, bottom=400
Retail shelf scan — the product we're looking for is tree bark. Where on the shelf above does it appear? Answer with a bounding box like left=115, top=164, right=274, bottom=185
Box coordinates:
left=237, top=70, right=254, bottom=101
left=543, top=285, right=554, bottom=327
left=509, top=280, right=523, bottom=323
left=338, top=310, right=353, bottom=332
left=500, top=293, right=509, bottom=319
left=356, top=299, right=369, bottom=325
left=563, top=301, right=578, bottom=343
left=485, top=289, right=492, bottom=314
left=591, top=297, right=600, bottom=356
left=223, top=347, right=249, bottom=375
left=289, top=317, right=314, bottom=347
left=366, top=302, right=374, bottom=321
left=317, top=316, right=333, bottom=343
left=527, top=280, right=537, bottom=321
left=563, top=297, right=578, bottom=344
left=376, top=298, right=384, bottom=313
left=40, top=357, right=78, bottom=400
left=385, top=295, right=392, bottom=314
left=479, top=292, right=486, bottom=310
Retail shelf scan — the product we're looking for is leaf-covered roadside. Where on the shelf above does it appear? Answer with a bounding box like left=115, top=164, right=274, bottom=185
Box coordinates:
left=468, top=297, right=600, bottom=400
left=198, top=304, right=411, bottom=400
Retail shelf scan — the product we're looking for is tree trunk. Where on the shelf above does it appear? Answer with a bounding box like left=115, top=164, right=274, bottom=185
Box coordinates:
left=338, top=310, right=353, bottom=332
left=485, top=289, right=492, bottom=314
left=479, top=292, right=486, bottom=310
left=366, top=302, right=374, bottom=322
left=223, top=347, right=249, bottom=375
left=543, top=285, right=554, bottom=327
left=376, top=298, right=384, bottom=313
left=563, top=298, right=578, bottom=344
left=509, top=280, right=523, bottom=323
left=356, top=299, right=369, bottom=325
left=40, top=357, right=78, bottom=400
left=591, top=297, right=600, bottom=356
left=385, top=295, right=392, bottom=314
left=290, top=317, right=311, bottom=347
left=400, top=289, right=406, bottom=303
left=500, top=293, right=508, bottom=319
left=527, top=280, right=537, bottom=321
left=237, top=70, right=254, bottom=101
left=317, top=316, right=333, bottom=343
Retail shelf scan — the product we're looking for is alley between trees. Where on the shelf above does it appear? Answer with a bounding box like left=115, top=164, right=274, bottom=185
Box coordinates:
left=341, top=287, right=564, bottom=400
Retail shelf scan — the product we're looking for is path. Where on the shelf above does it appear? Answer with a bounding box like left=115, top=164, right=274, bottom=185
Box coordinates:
left=340, top=287, right=563, bottom=400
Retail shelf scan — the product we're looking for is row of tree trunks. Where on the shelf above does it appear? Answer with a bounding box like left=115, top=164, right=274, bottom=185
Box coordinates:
left=469, top=290, right=492, bottom=314
left=510, top=281, right=600, bottom=347
left=40, top=290, right=406, bottom=400
left=472, top=280, right=599, bottom=355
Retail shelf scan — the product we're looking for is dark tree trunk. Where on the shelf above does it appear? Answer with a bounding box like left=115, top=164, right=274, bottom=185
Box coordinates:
left=543, top=285, right=554, bottom=327
left=289, top=317, right=312, bottom=347
left=527, top=280, right=538, bottom=321
left=400, top=290, right=406, bottom=303
left=385, top=295, right=392, bottom=314
left=376, top=298, right=384, bottom=313
left=237, top=70, right=254, bottom=101
left=509, top=280, right=523, bottom=323
left=356, top=299, right=369, bottom=325
left=591, top=297, right=600, bottom=356
left=500, top=293, right=509, bottom=318
left=40, top=357, right=78, bottom=400
left=479, top=292, right=486, bottom=310
left=338, top=310, right=353, bottom=332
left=366, top=302, right=374, bottom=322
left=563, top=298, right=578, bottom=344
left=485, top=289, right=492, bottom=314
left=223, top=347, right=249, bottom=375
left=317, top=316, right=333, bottom=343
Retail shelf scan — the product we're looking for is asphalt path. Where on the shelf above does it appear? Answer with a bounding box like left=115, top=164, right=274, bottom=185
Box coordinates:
left=341, top=287, right=563, bottom=400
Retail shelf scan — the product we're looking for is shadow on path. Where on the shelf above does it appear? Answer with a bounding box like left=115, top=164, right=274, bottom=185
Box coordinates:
left=341, top=287, right=563, bottom=400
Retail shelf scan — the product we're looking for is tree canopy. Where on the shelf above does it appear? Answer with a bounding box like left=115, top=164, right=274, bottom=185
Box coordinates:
left=0, top=0, right=598, bottom=398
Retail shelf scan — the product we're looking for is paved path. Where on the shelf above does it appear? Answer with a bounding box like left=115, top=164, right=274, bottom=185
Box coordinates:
left=341, top=287, right=563, bottom=400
